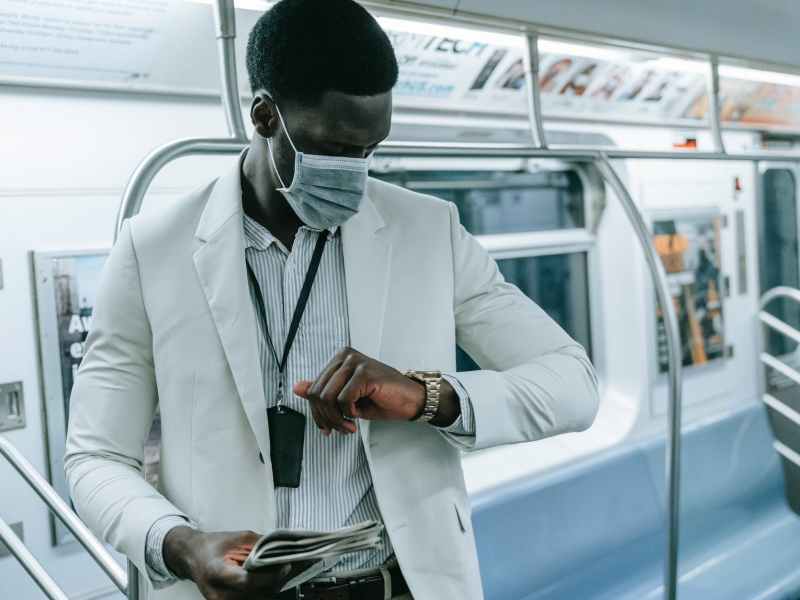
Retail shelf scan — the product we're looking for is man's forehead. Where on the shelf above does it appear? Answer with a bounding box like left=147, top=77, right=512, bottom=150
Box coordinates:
left=296, top=91, right=392, bottom=143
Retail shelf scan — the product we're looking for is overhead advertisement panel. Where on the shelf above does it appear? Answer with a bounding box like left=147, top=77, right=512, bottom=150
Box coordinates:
left=383, top=19, right=800, bottom=132
left=0, top=0, right=175, bottom=83
left=384, top=24, right=708, bottom=124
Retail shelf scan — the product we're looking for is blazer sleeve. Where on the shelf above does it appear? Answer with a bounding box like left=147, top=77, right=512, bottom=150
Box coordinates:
left=447, top=202, right=600, bottom=451
left=64, top=221, right=188, bottom=582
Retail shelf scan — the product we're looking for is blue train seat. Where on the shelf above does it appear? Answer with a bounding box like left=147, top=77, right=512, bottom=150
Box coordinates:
left=471, top=404, right=800, bottom=600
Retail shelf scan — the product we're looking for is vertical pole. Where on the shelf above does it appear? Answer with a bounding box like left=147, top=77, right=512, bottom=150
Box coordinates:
left=596, top=155, right=683, bottom=600
left=127, top=561, right=140, bottom=600
left=523, top=32, right=548, bottom=149
left=708, top=56, right=726, bottom=154
left=212, top=0, right=248, bottom=140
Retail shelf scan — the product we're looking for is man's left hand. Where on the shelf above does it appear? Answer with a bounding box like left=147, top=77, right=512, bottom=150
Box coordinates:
left=293, top=347, right=457, bottom=435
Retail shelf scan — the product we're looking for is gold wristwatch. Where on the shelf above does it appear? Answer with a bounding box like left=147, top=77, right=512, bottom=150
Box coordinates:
left=403, top=370, right=442, bottom=423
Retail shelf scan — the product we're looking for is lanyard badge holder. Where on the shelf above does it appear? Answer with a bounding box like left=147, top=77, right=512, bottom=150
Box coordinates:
left=247, top=232, right=328, bottom=488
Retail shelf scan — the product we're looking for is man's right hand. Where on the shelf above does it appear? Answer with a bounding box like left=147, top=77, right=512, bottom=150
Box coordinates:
left=163, top=526, right=293, bottom=599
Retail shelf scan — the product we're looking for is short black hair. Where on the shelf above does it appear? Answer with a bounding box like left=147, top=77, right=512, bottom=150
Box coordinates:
left=246, top=0, right=399, bottom=106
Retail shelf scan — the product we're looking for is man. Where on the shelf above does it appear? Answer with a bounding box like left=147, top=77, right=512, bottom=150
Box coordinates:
left=65, top=1, right=599, bottom=599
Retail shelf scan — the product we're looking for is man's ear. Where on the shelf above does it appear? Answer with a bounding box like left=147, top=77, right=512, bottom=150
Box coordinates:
left=250, top=94, right=279, bottom=138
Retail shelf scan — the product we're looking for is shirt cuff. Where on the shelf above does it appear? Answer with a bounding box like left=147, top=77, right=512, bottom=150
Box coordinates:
left=145, top=515, right=196, bottom=587
left=434, top=374, right=476, bottom=448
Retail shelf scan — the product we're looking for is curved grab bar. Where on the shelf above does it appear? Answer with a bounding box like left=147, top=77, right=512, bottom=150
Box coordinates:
left=760, top=286, right=800, bottom=309
left=596, top=155, right=683, bottom=600
left=116, top=140, right=800, bottom=236
left=758, top=285, right=800, bottom=395
left=115, top=137, right=247, bottom=241
left=114, top=145, right=687, bottom=600
left=116, top=0, right=248, bottom=241
left=0, top=435, right=128, bottom=594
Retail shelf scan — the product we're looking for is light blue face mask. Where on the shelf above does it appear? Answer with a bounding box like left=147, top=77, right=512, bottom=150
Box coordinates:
left=266, top=101, right=370, bottom=230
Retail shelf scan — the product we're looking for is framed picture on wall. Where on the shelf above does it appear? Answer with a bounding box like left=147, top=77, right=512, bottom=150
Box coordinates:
left=651, top=213, right=726, bottom=374
left=32, top=249, right=162, bottom=545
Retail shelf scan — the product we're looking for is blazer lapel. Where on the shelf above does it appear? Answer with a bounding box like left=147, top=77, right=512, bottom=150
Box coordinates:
left=193, top=156, right=270, bottom=464
left=342, top=183, right=392, bottom=445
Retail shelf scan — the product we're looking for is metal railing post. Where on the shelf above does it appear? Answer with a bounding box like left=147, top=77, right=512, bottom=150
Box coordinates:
left=127, top=560, right=141, bottom=600
left=212, top=0, right=248, bottom=141
left=595, top=155, right=684, bottom=600
left=523, top=32, right=548, bottom=149
left=708, top=56, right=726, bottom=154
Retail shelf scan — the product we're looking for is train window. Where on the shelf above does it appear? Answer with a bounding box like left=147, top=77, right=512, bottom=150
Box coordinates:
left=373, top=168, right=592, bottom=371
left=653, top=215, right=726, bottom=372
left=456, top=252, right=592, bottom=371
left=373, top=165, right=596, bottom=372
left=375, top=170, right=585, bottom=235
left=759, top=169, right=800, bottom=362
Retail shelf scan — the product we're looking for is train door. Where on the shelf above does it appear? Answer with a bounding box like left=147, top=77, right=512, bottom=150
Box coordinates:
left=758, top=164, right=800, bottom=364
left=757, top=162, right=800, bottom=512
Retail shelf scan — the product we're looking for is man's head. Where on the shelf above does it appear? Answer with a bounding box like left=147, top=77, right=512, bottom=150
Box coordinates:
left=246, top=0, right=397, bottom=185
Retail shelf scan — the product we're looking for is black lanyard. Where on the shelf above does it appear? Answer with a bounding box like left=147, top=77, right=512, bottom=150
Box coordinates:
left=246, top=231, right=328, bottom=405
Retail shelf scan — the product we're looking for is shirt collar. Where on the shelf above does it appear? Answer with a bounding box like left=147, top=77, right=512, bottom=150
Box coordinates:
left=243, top=213, right=339, bottom=252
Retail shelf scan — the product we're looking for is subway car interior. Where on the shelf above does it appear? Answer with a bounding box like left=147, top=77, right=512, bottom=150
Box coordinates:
left=3, top=0, right=800, bottom=599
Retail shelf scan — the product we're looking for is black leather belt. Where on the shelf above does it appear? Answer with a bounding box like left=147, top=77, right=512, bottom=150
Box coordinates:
left=275, top=564, right=408, bottom=600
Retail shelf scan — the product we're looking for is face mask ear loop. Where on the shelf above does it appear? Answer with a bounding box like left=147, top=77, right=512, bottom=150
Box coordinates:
left=258, top=92, right=297, bottom=191
left=272, top=103, right=299, bottom=156
left=266, top=138, right=288, bottom=190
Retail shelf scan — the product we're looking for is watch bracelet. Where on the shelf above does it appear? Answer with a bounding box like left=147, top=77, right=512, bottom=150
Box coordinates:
left=403, top=370, right=442, bottom=423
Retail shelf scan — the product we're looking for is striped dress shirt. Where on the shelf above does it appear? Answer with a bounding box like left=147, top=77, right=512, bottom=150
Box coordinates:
left=145, top=212, right=475, bottom=584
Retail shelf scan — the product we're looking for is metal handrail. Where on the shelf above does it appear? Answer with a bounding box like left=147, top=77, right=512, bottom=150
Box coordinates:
left=0, top=435, right=128, bottom=596
left=211, top=0, right=247, bottom=141
left=523, top=32, right=547, bottom=149
left=115, top=143, right=800, bottom=234
left=760, top=286, right=800, bottom=309
left=595, top=156, right=683, bottom=600
left=758, top=287, right=800, bottom=478
left=112, top=140, right=691, bottom=600
left=0, top=516, right=69, bottom=600
left=759, top=286, right=800, bottom=387
left=707, top=57, right=726, bottom=155
left=114, top=0, right=248, bottom=241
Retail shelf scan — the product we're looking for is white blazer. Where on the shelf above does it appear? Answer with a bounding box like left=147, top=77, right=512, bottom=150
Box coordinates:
left=65, top=158, right=599, bottom=600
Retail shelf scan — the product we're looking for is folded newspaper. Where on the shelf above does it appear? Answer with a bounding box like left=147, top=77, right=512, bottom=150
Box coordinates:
left=240, top=520, right=384, bottom=590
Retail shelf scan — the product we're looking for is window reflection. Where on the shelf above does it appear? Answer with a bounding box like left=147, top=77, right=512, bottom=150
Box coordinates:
left=457, top=253, right=592, bottom=371
left=371, top=168, right=592, bottom=372
left=759, top=169, right=800, bottom=361
left=373, top=170, right=585, bottom=235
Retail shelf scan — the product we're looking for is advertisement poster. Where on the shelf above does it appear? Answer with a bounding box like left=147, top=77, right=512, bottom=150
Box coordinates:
left=0, top=0, right=174, bottom=82
left=652, top=216, right=725, bottom=373
left=385, top=24, right=711, bottom=124
left=34, top=250, right=160, bottom=543
left=385, top=28, right=528, bottom=114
